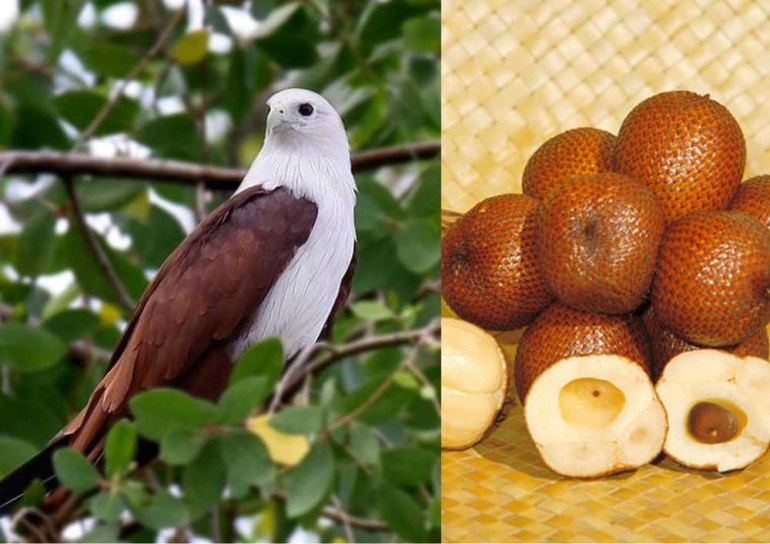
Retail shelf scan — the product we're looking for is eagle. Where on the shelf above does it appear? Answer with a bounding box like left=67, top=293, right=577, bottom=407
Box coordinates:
left=0, top=88, right=357, bottom=515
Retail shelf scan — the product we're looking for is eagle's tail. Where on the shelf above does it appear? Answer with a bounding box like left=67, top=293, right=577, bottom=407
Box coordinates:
left=0, top=435, right=70, bottom=516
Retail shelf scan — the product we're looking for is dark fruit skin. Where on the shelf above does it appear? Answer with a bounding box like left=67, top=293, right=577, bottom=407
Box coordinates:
left=536, top=173, right=665, bottom=314
left=522, top=127, right=616, bottom=200
left=729, top=175, right=770, bottom=229
left=652, top=211, right=770, bottom=346
left=442, top=194, right=552, bottom=331
left=615, top=91, right=745, bottom=223
left=514, top=304, right=653, bottom=402
left=643, top=306, right=769, bottom=380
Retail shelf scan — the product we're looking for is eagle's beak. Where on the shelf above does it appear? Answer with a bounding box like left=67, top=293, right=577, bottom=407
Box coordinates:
left=267, top=101, right=288, bottom=134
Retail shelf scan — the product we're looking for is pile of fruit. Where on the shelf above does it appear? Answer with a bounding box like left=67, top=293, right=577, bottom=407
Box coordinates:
left=441, top=91, right=770, bottom=478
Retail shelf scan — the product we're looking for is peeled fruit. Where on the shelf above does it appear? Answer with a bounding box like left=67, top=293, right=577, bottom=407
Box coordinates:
left=514, top=305, right=666, bottom=477
left=652, top=211, right=770, bottom=346
left=537, top=173, right=665, bottom=314
left=524, top=354, right=666, bottom=478
left=615, top=91, right=745, bottom=223
left=442, top=194, right=552, bottom=330
left=656, top=350, right=770, bottom=471
left=522, top=127, right=615, bottom=200
left=441, top=318, right=508, bottom=450
left=729, top=175, right=770, bottom=229
left=643, top=306, right=769, bottom=379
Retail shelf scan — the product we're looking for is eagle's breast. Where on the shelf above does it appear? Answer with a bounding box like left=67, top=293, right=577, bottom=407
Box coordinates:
left=228, top=191, right=356, bottom=360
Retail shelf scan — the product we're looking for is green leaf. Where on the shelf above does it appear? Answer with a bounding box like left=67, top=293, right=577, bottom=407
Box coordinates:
left=350, top=301, right=394, bottom=321
left=406, top=162, right=440, bottom=217
left=353, top=237, right=399, bottom=293
left=19, top=479, right=46, bottom=509
left=378, top=482, right=427, bottom=542
left=355, top=178, right=405, bottom=232
left=0, top=101, right=13, bottom=146
left=402, top=14, right=440, bottom=54
left=396, top=218, right=440, bottom=273
left=348, top=422, right=380, bottom=466
left=79, top=42, right=140, bottom=79
left=0, top=394, right=66, bottom=447
left=41, top=0, right=88, bottom=59
left=172, top=30, right=210, bottom=65
left=183, top=441, right=226, bottom=518
left=43, top=309, right=100, bottom=342
left=77, top=523, right=119, bottom=543
left=130, top=389, right=219, bottom=441
left=53, top=449, right=100, bottom=493
left=79, top=180, right=146, bottom=212
left=41, top=283, right=80, bottom=321
left=135, top=113, right=204, bottom=161
left=119, top=205, right=185, bottom=269
left=14, top=210, right=57, bottom=277
left=63, top=225, right=148, bottom=306
left=229, top=337, right=284, bottom=387
left=269, top=405, right=323, bottom=435
left=251, top=0, right=275, bottom=19
left=0, top=323, right=67, bottom=371
left=159, top=429, right=206, bottom=466
left=205, top=5, right=232, bottom=35
left=88, top=490, right=125, bottom=522
left=382, top=447, right=435, bottom=487
left=255, top=4, right=319, bottom=68
left=332, top=375, right=417, bottom=425
left=54, top=91, right=140, bottom=136
left=132, top=488, right=189, bottom=530
left=285, top=441, right=334, bottom=518
left=225, top=46, right=271, bottom=121
left=217, top=377, right=270, bottom=425
left=105, top=420, right=137, bottom=478
left=357, top=0, right=423, bottom=52
left=393, top=370, right=420, bottom=390
left=0, top=436, right=38, bottom=478
left=218, top=430, right=274, bottom=497
left=11, top=105, right=70, bottom=150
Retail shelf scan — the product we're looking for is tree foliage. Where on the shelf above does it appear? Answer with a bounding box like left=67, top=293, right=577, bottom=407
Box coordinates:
left=0, top=0, right=440, bottom=541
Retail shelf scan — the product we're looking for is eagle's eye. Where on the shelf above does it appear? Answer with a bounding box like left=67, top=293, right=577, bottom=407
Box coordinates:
left=298, top=103, right=314, bottom=117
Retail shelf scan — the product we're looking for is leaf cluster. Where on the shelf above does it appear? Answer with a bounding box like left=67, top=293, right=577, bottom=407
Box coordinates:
left=0, top=0, right=440, bottom=542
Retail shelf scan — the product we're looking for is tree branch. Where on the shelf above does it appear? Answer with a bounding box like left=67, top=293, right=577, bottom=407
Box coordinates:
left=271, top=492, right=389, bottom=532
left=276, top=318, right=440, bottom=406
left=63, top=178, right=136, bottom=312
left=0, top=141, right=440, bottom=190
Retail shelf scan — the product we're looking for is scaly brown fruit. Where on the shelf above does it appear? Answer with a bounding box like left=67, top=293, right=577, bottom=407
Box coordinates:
left=442, top=194, right=552, bottom=330
left=652, top=211, right=770, bottom=346
left=522, top=127, right=615, bottom=200
left=615, top=91, right=745, bottom=223
left=729, top=175, right=770, bottom=229
left=537, top=173, right=665, bottom=314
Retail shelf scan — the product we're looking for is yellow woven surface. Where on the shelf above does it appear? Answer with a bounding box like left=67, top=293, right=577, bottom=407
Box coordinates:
left=441, top=1, right=770, bottom=541
left=442, top=401, right=770, bottom=543
left=441, top=0, right=770, bottom=213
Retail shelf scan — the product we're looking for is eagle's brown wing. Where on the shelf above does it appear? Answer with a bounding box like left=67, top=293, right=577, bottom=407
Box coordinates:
left=63, top=186, right=318, bottom=452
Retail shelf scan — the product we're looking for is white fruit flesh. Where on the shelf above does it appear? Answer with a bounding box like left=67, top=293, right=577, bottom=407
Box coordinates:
left=656, top=350, right=770, bottom=472
left=441, top=318, right=508, bottom=449
left=524, top=354, right=666, bottom=478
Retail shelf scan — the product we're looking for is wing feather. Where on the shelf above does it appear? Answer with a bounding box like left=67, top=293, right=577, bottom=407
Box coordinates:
left=63, top=186, right=318, bottom=446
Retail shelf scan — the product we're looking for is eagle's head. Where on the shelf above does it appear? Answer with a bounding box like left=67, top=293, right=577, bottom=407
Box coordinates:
left=239, top=88, right=356, bottom=201
left=266, top=88, right=348, bottom=150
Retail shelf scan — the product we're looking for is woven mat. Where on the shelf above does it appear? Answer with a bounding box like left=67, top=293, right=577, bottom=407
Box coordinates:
left=441, top=1, right=770, bottom=541
left=442, top=0, right=770, bottom=213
